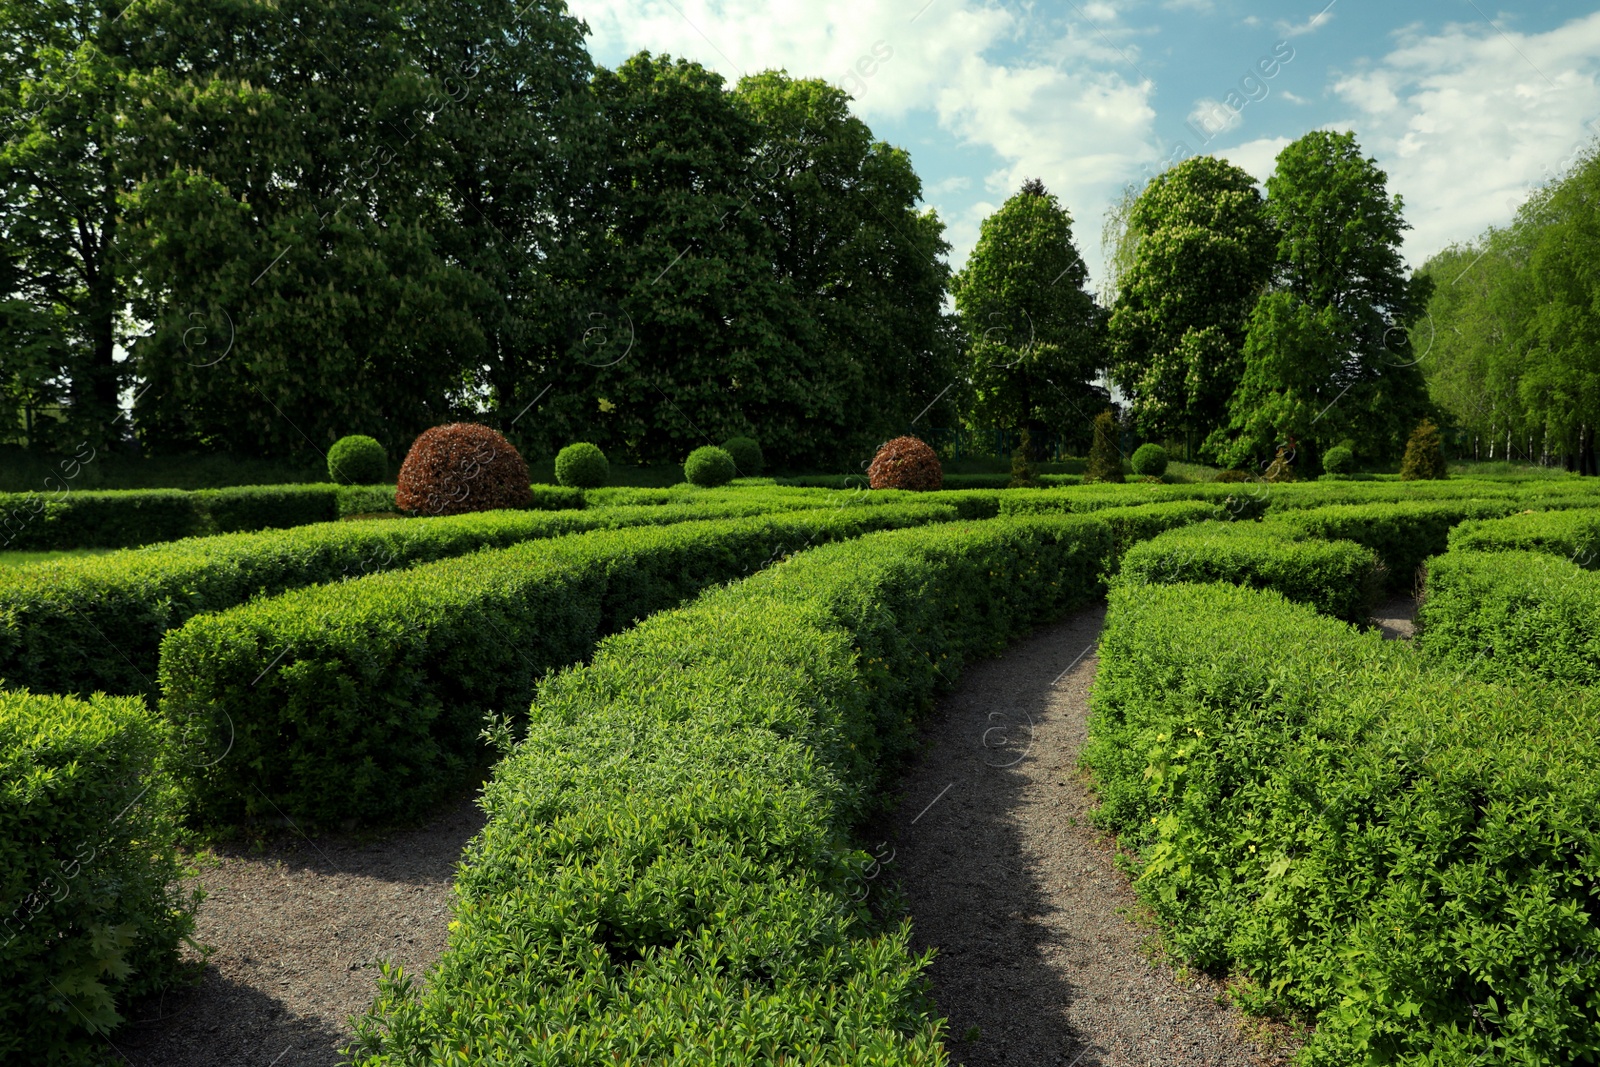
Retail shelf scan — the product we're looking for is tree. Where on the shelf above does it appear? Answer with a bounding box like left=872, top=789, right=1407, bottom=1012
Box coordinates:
left=1107, top=157, right=1274, bottom=456
left=1220, top=131, right=1432, bottom=468
left=953, top=181, right=1105, bottom=459
left=0, top=0, right=134, bottom=448
left=732, top=71, right=960, bottom=457
left=1399, top=418, right=1447, bottom=480
left=1083, top=409, right=1123, bottom=483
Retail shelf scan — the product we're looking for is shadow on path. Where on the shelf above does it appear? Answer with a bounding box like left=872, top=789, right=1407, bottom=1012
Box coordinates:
left=116, top=796, right=484, bottom=1067
left=884, top=603, right=1285, bottom=1066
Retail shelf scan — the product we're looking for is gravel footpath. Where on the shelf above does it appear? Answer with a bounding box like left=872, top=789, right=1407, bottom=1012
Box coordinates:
left=1373, top=595, right=1419, bottom=640
left=883, top=604, right=1290, bottom=1067
left=113, top=797, right=484, bottom=1067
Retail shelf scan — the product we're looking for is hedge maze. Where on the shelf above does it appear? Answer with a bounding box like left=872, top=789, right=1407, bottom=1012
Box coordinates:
left=5, top=476, right=1600, bottom=1064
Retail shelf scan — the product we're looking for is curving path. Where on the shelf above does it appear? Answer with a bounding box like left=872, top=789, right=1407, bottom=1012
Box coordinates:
left=881, top=604, right=1292, bottom=1066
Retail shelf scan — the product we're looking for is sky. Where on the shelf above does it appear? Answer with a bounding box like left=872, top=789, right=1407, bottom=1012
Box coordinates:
left=563, top=0, right=1600, bottom=290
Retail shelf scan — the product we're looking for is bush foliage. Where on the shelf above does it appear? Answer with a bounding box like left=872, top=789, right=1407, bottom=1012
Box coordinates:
left=554, top=443, right=609, bottom=489
left=159, top=504, right=961, bottom=829
left=395, top=424, right=533, bottom=515
left=1084, top=410, right=1123, bottom=484
left=348, top=512, right=1119, bottom=1064
left=1321, top=444, right=1354, bottom=475
left=1, top=691, right=195, bottom=1065
left=1399, top=418, right=1448, bottom=480
left=721, top=436, right=764, bottom=477
left=327, top=435, right=388, bottom=485
left=1087, top=580, right=1600, bottom=1065
left=683, top=446, right=737, bottom=488
left=1130, top=443, right=1168, bottom=477
left=867, top=436, right=943, bottom=491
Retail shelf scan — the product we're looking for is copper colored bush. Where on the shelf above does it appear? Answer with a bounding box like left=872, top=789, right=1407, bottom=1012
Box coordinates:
left=867, top=435, right=943, bottom=491
left=394, top=423, right=532, bottom=516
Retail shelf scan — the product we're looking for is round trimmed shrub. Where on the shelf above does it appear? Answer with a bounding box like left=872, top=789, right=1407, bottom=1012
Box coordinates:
left=868, top=435, right=943, bottom=491
left=394, top=423, right=532, bottom=516
left=1130, top=443, right=1168, bottom=477
left=721, top=436, right=763, bottom=477
left=327, top=434, right=387, bottom=485
left=555, top=442, right=609, bottom=488
left=1322, top=445, right=1355, bottom=475
left=684, top=446, right=736, bottom=488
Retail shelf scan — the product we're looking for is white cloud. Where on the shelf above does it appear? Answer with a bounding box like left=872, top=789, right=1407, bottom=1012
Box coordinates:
left=1277, top=2, right=1337, bottom=38
left=1278, top=89, right=1309, bottom=104
left=1216, top=135, right=1291, bottom=184
left=1188, top=96, right=1244, bottom=138
left=1327, top=10, right=1600, bottom=266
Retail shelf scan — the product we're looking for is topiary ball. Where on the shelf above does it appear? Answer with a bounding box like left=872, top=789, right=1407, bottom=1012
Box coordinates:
left=555, top=442, right=609, bottom=488
left=394, top=423, right=532, bottom=516
left=1322, top=445, right=1355, bottom=475
left=1130, top=443, right=1168, bottom=477
left=327, top=434, right=387, bottom=485
left=868, top=435, right=943, bottom=491
left=684, top=446, right=736, bottom=488
left=721, top=436, right=763, bottom=477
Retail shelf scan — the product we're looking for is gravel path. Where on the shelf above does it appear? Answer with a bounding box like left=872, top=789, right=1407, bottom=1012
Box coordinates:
left=1373, top=596, right=1420, bottom=640
left=883, top=604, right=1290, bottom=1066
left=113, top=798, right=484, bottom=1067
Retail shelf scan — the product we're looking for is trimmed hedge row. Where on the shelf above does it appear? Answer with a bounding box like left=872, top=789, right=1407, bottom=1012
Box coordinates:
left=1, top=690, right=195, bottom=1066
left=160, top=504, right=962, bottom=830
left=1116, top=521, right=1382, bottom=623
left=0, top=483, right=596, bottom=550
left=0, top=500, right=810, bottom=699
left=1272, top=499, right=1520, bottom=594
left=1418, top=549, right=1600, bottom=687
left=1448, top=507, right=1600, bottom=566
left=347, top=513, right=1117, bottom=1065
left=1086, top=580, right=1600, bottom=1066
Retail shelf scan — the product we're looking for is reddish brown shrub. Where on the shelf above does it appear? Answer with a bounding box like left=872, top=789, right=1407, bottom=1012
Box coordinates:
left=394, top=423, right=532, bottom=516
left=868, top=435, right=943, bottom=491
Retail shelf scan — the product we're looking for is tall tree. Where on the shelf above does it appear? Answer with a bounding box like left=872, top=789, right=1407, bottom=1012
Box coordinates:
left=0, top=0, right=132, bottom=448
left=1221, top=131, right=1432, bottom=467
left=1107, top=156, right=1274, bottom=456
left=732, top=71, right=960, bottom=453
left=952, top=180, right=1105, bottom=458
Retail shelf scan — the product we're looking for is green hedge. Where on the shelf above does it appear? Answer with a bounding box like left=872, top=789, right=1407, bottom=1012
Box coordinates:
left=0, top=501, right=807, bottom=699
left=159, top=504, right=961, bottom=830
left=347, top=512, right=1116, bottom=1065
left=997, top=482, right=1272, bottom=520
left=1272, top=499, right=1519, bottom=594
left=0, top=489, right=205, bottom=550
left=194, top=484, right=340, bottom=532
left=1418, top=549, right=1600, bottom=686
left=1116, top=521, right=1382, bottom=623
left=1086, top=580, right=1600, bottom=1066
left=1, top=690, right=195, bottom=1065
left=1448, top=507, right=1600, bottom=567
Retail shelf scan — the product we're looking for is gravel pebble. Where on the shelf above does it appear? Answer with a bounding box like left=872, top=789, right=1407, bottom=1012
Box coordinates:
left=114, top=797, right=483, bottom=1067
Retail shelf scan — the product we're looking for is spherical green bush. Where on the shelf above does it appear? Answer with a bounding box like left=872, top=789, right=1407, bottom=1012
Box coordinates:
left=684, top=446, right=736, bottom=488
left=1322, top=445, right=1355, bottom=475
left=721, top=436, right=763, bottom=477
left=327, top=434, right=387, bottom=485
left=554, top=442, right=609, bottom=488
left=1130, top=443, right=1168, bottom=477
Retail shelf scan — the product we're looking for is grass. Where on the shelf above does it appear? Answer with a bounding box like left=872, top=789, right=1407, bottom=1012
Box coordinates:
left=0, top=548, right=115, bottom=567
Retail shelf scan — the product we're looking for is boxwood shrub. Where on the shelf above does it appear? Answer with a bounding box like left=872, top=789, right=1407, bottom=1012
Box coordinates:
left=1272, top=499, right=1519, bottom=594
left=1116, top=521, right=1382, bottom=623
left=159, top=504, right=962, bottom=830
left=1448, top=507, right=1600, bottom=567
left=0, top=501, right=809, bottom=698
left=347, top=512, right=1116, bottom=1065
left=1086, top=580, right=1600, bottom=1066
left=1418, top=549, right=1600, bottom=686
left=1, top=690, right=195, bottom=1065
left=194, top=484, right=340, bottom=532
left=0, top=489, right=204, bottom=550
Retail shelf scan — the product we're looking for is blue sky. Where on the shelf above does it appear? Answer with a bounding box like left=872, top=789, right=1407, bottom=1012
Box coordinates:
left=564, top=0, right=1600, bottom=289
